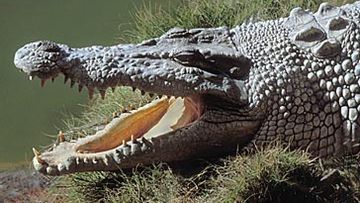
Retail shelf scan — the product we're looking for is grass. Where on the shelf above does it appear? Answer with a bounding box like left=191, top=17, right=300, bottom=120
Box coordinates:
left=38, top=0, right=360, bottom=202
left=47, top=146, right=359, bottom=202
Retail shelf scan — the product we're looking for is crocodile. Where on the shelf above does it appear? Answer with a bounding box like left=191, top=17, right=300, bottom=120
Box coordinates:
left=13, top=2, right=360, bottom=176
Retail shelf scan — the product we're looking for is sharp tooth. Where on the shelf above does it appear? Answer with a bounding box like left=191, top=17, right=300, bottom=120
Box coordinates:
left=122, top=143, right=130, bottom=156
left=57, top=163, right=65, bottom=171
left=122, top=140, right=126, bottom=146
left=141, top=137, right=148, bottom=143
left=99, top=89, right=106, bottom=99
left=76, top=157, right=81, bottom=165
left=131, top=135, right=135, bottom=142
left=122, top=108, right=129, bottom=113
left=78, top=84, right=83, bottom=92
left=64, top=75, right=69, bottom=84
left=58, top=131, right=65, bottom=142
left=112, top=112, right=118, bottom=117
left=88, top=88, right=94, bottom=99
left=41, top=79, right=46, bottom=87
left=32, top=147, right=46, bottom=164
left=46, top=167, right=55, bottom=174
left=102, top=157, right=109, bottom=166
left=29, top=75, right=33, bottom=81
left=32, top=147, right=41, bottom=156
left=112, top=153, right=121, bottom=164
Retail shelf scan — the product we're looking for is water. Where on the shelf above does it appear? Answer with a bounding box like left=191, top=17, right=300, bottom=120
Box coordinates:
left=0, top=0, right=171, bottom=168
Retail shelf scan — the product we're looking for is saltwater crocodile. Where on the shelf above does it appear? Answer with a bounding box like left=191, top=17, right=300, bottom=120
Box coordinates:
left=14, top=2, right=360, bottom=175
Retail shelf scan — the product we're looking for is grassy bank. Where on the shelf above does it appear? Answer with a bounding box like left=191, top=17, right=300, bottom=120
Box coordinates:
left=36, top=0, right=359, bottom=202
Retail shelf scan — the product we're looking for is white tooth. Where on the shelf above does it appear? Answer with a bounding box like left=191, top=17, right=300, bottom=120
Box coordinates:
left=58, top=131, right=65, bottom=142
left=32, top=147, right=41, bottom=156
left=92, top=159, right=98, bottom=164
left=113, top=156, right=121, bottom=164
left=29, top=76, right=33, bottom=80
left=46, top=166, right=57, bottom=175
left=102, top=157, right=109, bottom=166
left=57, top=163, right=65, bottom=171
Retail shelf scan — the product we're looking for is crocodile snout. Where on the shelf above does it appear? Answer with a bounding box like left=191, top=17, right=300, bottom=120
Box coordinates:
left=14, top=40, right=69, bottom=76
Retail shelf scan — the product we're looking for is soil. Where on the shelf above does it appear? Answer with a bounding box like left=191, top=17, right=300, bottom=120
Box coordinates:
left=0, top=168, right=52, bottom=202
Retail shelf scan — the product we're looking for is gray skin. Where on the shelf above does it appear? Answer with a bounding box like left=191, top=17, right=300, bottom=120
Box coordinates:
left=14, top=2, right=360, bottom=175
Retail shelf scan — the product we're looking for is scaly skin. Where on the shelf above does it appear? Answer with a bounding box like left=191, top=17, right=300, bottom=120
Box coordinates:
left=14, top=2, right=360, bottom=175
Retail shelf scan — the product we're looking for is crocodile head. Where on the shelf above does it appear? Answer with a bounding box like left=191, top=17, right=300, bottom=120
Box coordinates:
left=14, top=27, right=261, bottom=175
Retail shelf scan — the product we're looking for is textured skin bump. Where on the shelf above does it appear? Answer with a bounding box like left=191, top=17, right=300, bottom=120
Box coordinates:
left=233, top=2, right=360, bottom=157
left=287, top=3, right=351, bottom=58
left=12, top=2, right=360, bottom=175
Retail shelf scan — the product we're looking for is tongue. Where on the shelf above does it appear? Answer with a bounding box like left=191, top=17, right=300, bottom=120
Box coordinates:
left=144, top=97, right=185, bottom=139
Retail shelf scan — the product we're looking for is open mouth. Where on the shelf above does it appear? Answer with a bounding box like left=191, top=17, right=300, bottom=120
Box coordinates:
left=75, top=95, right=204, bottom=154
left=29, top=73, right=205, bottom=171
left=29, top=74, right=205, bottom=153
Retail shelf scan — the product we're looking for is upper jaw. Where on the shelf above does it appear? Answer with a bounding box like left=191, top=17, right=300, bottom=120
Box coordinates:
left=14, top=26, right=250, bottom=102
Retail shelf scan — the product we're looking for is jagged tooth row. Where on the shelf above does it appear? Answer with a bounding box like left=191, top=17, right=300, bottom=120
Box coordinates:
left=29, top=72, right=170, bottom=101
left=112, top=137, right=153, bottom=164
left=43, top=137, right=154, bottom=175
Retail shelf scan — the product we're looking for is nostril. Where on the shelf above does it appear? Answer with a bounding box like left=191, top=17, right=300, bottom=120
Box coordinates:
left=36, top=41, right=61, bottom=52
left=44, top=47, right=61, bottom=52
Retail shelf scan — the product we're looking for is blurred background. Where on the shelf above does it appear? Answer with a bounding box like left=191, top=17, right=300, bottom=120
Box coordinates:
left=0, top=0, right=170, bottom=169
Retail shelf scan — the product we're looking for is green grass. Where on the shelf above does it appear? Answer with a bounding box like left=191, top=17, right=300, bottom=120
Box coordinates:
left=49, top=146, right=359, bottom=202
left=126, top=0, right=355, bottom=43
left=41, top=0, right=360, bottom=202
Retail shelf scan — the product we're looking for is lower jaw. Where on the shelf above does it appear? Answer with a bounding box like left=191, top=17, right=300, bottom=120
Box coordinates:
left=33, top=95, right=205, bottom=174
